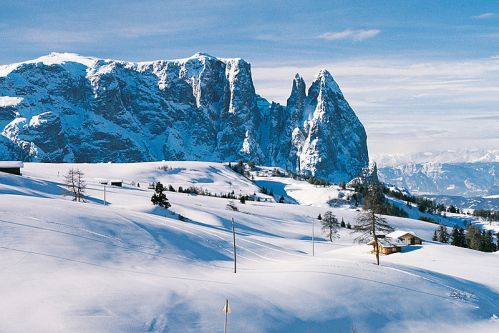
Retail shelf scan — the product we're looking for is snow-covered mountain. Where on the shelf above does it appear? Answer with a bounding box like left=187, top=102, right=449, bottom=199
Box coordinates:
left=375, top=149, right=499, bottom=167
left=0, top=52, right=368, bottom=182
left=379, top=162, right=499, bottom=198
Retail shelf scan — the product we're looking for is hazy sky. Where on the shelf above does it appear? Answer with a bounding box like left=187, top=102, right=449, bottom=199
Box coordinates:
left=1, top=0, right=498, bottom=158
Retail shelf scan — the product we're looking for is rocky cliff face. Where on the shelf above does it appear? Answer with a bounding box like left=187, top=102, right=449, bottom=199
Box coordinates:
left=0, top=52, right=368, bottom=182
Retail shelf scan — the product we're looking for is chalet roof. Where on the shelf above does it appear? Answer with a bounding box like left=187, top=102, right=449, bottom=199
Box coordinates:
left=386, top=230, right=421, bottom=240
left=0, top=161, right=24, bottom=168
left=368, top=237, right=405, bottom=248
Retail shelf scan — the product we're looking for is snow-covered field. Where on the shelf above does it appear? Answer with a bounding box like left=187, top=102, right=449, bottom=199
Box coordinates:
left=0, top=162, right=498, bottom=332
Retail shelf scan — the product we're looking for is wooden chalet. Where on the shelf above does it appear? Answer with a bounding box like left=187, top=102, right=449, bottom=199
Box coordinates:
left=386, top=230, right=423, bottom=245
left=367, top=237, right=403, bottom=255
left=0, top=161, right=23, bottom=176
left=367, top=230, right=423, bottom=255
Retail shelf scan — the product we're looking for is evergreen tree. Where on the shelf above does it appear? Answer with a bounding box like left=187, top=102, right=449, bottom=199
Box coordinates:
left=436, top=225, right=449, bottom=243
left=151, top=182, right=171, bottom=209
left=465, top=224, right=482, bottom=250
left=340, top=218, right=346, bottom=228
left=451, top=225, right=467, bottom=247
left=321, top=211, right=340, bottom=242
left=168, top=184, right=176, bottom=192
left=239, top=196, right=246, bottom=204
left=432, top=230, right=438, bottom=241
left=278, top=195, right=285, bottom=203
left=479, top=230, right=496, bottom=252
left=354, top=176, right=394, bottom=265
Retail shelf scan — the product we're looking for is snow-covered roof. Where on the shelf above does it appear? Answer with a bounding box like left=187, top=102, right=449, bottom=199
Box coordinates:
left=386, top=230, right=420, bottom=239
left=0, top=161, right=23, bottom=168
left=368, top=237, right=405, bottom=248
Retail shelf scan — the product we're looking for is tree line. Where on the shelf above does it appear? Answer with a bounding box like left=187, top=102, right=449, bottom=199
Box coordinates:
left=432, top=224, right=497, bottom=252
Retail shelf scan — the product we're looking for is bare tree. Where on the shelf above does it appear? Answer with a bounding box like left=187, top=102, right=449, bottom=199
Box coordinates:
left=65, top=168, right=86, bottom=202
left=321, top=211, right=340, bottom=242
left=354, top=177, right=393, bottom=265
left=226, top=200, right=238, bottom=211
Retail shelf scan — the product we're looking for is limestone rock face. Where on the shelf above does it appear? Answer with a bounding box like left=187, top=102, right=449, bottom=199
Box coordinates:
left=0, top=52, right=369, bottom=182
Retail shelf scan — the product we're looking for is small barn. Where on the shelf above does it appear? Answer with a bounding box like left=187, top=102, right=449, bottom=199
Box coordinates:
left=110, top=180, right=123, bottom=187
left=386, top=230, right=423, bottom=245
left=0, top=161, right=23, bottom=176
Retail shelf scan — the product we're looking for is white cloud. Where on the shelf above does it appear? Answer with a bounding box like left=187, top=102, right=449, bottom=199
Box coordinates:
left=472, top=12, right=495, bottom=19
left=317, top=29, right=380, bottom=42
left=252, top=57, right=499, bottom=156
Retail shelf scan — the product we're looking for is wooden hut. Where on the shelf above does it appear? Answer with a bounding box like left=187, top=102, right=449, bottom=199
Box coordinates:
left=0, top=161, right=23, bottom=176
left=367, top=238, right=403, bottom=255
left=386, top=230, right=423, bottom=245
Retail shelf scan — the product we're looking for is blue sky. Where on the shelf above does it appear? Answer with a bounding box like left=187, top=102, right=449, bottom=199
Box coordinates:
left=1, top=0, right=498, bottom=159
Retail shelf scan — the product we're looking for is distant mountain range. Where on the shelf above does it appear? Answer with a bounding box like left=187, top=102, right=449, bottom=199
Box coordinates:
left=379, top=161, right=499, bottom=209
left=0, top=52, right=368, bottom=182
left=374, top=149, right=499, bottom=167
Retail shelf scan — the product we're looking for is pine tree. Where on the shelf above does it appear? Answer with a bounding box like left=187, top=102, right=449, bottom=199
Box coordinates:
left=151, top=182, right=171, bottom=209
left=432, top=230, right=438, bottom=241
left=451, top=225, right=466, bottom=247
left=278, top=195, right=285, bottom=203
left=354, top=210, right=394, bottom=265
left=465, top=224, right=482, bottom=250
left=479, top=230, right=496, bottom=252
left=354, top=176, right=394, bottom=265
left=321, top=211, right=340, bottom=242
left=340, top=218, right=346, bottom=228
left=436, top=225, right=449, bottom=243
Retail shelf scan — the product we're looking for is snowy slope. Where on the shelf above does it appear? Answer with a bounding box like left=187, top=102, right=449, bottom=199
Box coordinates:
left=252, top=170, right=353, bottom=206
left=21, top=161, right=268, bottom=200
left=0, top=162, right=498, bottom=333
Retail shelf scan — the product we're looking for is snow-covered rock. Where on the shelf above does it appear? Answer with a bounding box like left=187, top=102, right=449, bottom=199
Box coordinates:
left=0, top=52, right=368, bottom=182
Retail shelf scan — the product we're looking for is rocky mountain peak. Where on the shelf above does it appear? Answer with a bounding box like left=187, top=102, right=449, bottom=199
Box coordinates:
left=0, top=53, right=369, bottom=182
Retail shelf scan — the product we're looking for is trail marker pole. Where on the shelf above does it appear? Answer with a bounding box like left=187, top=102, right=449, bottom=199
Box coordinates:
left=223, top=299, right=231, bottom=333
left=232, top=218, right=237, bottom=273
left=103, top=185, right=107, bottom=206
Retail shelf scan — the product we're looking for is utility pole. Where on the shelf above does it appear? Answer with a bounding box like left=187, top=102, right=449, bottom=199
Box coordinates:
left=232, top=218, right=237, bottom=273
left=223, top=299, right=230, bottom=333
left=312, top=218, right=315, bottom=256
left=103, top=185, right=107, bottom=206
